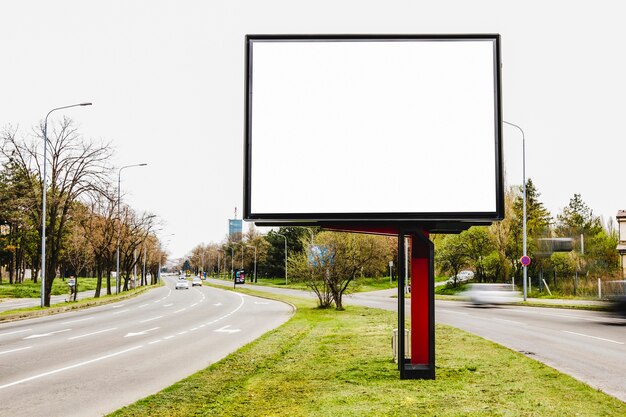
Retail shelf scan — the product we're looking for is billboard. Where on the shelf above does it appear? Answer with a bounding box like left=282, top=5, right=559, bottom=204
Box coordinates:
left=244, top=35, right=503, bottom=225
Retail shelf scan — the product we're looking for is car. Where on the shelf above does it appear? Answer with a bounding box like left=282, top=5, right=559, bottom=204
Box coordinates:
left=175, top=277, right=189, bottom=290
left=192, top=277, right=203, bottom=287
left=461, top=283, right=521, bottom=305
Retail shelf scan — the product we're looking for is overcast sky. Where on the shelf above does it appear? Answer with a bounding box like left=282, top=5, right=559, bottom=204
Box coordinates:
left=2, top=1, right=625, bottom=259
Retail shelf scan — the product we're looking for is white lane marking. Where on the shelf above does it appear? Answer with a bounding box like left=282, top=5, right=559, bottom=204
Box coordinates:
left=124, top=327, right=160, bottom=338
left=0, top=329, right=32, bottom=337
left=61, top=317, right=94, bottom=325
left=111, top=304, right=126, bottom=309
left=138, top=303, right=150, bottom=308
left=521, top=309, right=604, bottom=322
left=24, top=329, right=72, bottom=340
left=68, top=328, right=117, bottom=340
left=164, top=303, right=173, bottom=307
left=214, top=302, right=222, bottom=306
left=174, top=308, right=186, bottom=313
left=0, top=345, right=143, bottom=390
left=0, top=346, right=32, bottom=356
left=214, top=325, right=241, bottom=334
left=191, top=303, right=198, bottom=307
left=437, top=308, right=470, bottom=315
left=190, top=327, right=199, bottom=331
left=491, top=318, right=525, bottom=326
left=562, top=330, right=624, bottom=345
left=163, top=335, right=174, bottom=340
left=178, top=331, right=188, bottom=335
left=148, top=340, right=162, bottom=345
left=139, top=316, right=163, bottom=324
left=112, top=309, right=130, bottom=315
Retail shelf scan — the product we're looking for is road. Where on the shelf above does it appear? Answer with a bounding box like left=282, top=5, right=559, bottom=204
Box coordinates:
left=0, top=287, right=114, bottom=313
left=0, top=275, right=293, bottom=417
left=207, top=279, right=626, bottom=402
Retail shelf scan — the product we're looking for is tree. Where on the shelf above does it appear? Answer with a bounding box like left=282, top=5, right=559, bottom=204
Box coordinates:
left=289, top=231, right=388, bottom=309
left=1, top=118, right=113, bottom=306
left=461, top=227, right=494, bottom=282
left=487, top=188, right=515, bottom=282
left=556, top=194, right=601, bottom=238
left=81, top=192, right=118, bottom=296
left=508, top=179, right=552, bottom=282
left=436, top=233, right=467, bottom=286
left=63, top=203, right=95, bottom=300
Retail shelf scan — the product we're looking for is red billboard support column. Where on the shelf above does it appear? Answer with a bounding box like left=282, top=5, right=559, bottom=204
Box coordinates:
left=410, top=231, right=432, bottom=365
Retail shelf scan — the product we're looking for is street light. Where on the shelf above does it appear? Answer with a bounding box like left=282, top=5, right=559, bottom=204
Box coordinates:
left=41, top=102, right=92, bottom=308
left=116, top=163, right=147, bottom=294
left=504, top=120, right=527, bottom=301
left=276, top=233, right=288, bottom=285
left=245, top=245, right=257, bottom=283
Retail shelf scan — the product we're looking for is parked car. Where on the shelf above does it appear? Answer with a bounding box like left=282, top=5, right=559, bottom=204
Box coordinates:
left=192, top=277, right=203, bottom=287
left=175, top=277, right=190, bottom=290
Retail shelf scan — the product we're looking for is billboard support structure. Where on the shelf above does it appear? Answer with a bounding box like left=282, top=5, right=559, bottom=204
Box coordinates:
left=244, top=34, right=503, bottom=380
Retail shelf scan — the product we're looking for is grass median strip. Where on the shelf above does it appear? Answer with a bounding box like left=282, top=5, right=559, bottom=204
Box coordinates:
left=110, top=288, right=626, bottom=417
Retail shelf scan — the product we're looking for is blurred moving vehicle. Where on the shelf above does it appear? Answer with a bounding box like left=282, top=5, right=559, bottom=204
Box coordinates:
left=192, top=277, right=203, bottom=287
left=461, top=283, right=521, bottom=305
left=175, top=277, right=190, bottom=290
left=607, top=295, right=626, bottom=317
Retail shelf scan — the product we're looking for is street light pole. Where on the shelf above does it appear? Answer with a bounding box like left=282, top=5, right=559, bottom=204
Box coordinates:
left=276, top=233, right=287, bottom=285
left=504, top=120, right=527, bottom=301
left=116, top=163, right=147, bottom=294
left=41, top=102, right=92, bottom=308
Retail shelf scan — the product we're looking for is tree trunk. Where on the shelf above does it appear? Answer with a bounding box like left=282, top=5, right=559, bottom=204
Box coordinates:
left=95, top=268, right=102, bottom=298
left=106, top=270, right=112, bottom=295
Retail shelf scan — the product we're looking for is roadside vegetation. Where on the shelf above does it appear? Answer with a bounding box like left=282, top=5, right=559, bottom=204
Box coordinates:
left=0, top=277, right=99, bottom=298
left=0, top=118, right=167, bottom=306
left=110, top=289, right=626, bottom=417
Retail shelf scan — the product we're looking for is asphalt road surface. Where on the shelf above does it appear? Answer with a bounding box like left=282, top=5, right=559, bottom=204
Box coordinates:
left=0, top=276, right=293, bottom=417
left=0, top=288, right=107, bottom=313
left=208, top=280, right=626, bottom=402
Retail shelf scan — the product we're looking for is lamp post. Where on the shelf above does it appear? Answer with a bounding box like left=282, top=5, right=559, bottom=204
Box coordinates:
left=245, top=245, right=257, bottom=283
left=276, top=233, right=287, bottom=285
left=41, top=102, right=92, bottom=308
left=504, top=120, right=527, bottom=301
left=116, top=163, right=147, bottom=294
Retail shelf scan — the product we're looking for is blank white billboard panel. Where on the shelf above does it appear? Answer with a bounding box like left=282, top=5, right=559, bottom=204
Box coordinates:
left=245, top=35, right=502, bottom=222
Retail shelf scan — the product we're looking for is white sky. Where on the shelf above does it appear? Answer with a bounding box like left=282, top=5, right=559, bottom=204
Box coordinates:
left=1, top=0, right=625, bottom=258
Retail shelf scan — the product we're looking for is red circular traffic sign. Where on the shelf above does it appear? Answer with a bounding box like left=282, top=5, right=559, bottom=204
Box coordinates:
left=520, top=255, right=531, bottom=266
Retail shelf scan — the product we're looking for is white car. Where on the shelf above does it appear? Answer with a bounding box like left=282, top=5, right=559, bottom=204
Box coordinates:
left=175, top=277, right=190, bottom=290
left=192, top=277, right=203, bottom=287
left=461, top=283, right=521, bottom=305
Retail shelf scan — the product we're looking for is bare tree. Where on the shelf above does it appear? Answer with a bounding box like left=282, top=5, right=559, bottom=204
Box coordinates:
left=1, top=118, right=113, bottom=306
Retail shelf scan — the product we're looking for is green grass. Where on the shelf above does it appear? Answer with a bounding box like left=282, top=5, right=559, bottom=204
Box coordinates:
left=109, top=288, right=625, bottom=417
left=0, top=277, right=99, bottom=298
